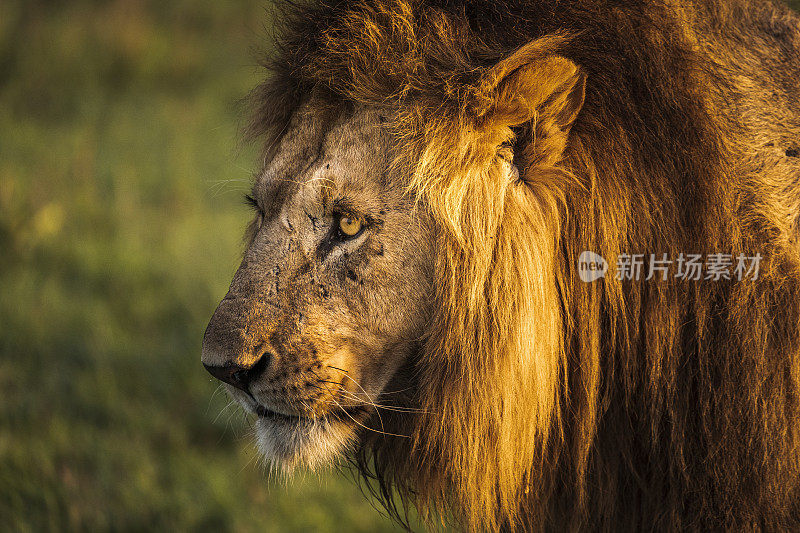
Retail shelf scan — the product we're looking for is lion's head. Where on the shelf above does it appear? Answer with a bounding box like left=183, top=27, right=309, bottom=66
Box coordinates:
left=203, top=1, right=800, bottom=531
left=202, top=101, right=434, bottom=468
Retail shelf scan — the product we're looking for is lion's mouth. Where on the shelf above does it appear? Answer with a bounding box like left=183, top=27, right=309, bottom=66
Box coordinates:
left=255, top=405, right=304, bottom=422
left=229, top=384, right=370, bottom=429
left=253, top=401, right=367, bottom=425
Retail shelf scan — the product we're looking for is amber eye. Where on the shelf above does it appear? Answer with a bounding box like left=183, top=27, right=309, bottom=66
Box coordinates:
left=338, top=215, right=364, bottom=237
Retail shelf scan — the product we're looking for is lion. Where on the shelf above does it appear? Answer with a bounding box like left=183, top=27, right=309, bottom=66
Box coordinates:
left=201, top=0, right=800, bottom=530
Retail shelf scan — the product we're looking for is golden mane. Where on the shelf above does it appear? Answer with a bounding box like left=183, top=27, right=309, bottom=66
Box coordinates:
left=249, top=0, right=800, bottom=530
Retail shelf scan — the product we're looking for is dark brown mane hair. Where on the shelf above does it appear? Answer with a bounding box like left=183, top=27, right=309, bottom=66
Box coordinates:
left=248, top=0, right=800, bottom=530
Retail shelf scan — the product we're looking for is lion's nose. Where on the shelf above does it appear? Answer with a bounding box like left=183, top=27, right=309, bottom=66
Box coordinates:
left=203, top=363, right=251, bottom=392
left=203, top=352, right=270, bottom=393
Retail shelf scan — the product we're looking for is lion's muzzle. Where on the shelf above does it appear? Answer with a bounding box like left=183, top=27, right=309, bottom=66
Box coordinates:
left=201, top=292, right=367, bottom=422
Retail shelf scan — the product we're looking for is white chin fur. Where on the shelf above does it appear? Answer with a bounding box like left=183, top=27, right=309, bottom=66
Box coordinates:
left=254, top=416, right=357, bottom=473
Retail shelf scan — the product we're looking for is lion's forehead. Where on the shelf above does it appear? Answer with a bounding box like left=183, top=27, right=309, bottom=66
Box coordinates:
left=255, top=105, right=392, bottom=208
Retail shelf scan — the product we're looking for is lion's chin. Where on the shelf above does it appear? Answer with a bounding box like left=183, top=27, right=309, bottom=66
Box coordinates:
left=254, top=415, right=358, bottom=473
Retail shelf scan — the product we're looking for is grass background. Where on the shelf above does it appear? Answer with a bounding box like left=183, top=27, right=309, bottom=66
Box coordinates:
left=1, top=0, right=798, bottom=531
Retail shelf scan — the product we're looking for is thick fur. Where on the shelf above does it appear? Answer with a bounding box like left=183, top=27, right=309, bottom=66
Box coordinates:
left=247, top=0, right=800, bottom=530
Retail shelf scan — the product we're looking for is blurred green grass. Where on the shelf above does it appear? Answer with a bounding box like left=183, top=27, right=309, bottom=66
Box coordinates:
left=0, top=0, right=406, bottom=531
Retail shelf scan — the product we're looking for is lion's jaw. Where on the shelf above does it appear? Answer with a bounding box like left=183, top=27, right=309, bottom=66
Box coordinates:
left=251, top=397, right=363, bottom=472
left=201, top=104, right=433, bottom=470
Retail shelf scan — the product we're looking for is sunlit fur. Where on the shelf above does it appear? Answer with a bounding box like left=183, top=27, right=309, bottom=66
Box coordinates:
left=253, top=416, right=359, bottom=473
left=246, top=0, right=800, bottom=531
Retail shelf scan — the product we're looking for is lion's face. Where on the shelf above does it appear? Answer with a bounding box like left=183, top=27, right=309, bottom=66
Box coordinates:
left=202, top=105, right=433, bottom=469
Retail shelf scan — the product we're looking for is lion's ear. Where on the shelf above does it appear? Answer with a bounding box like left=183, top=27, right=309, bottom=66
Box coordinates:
left=474, top=42, right=586, bottom=163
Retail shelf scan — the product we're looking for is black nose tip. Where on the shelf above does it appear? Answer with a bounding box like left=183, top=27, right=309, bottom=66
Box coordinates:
left=203, top=363, right=253, bottom=392
left=203, top=351, right=271, bottom=393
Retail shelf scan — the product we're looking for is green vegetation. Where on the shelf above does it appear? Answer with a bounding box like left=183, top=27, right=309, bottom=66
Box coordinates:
left=0, top=1, right=405, bottom=530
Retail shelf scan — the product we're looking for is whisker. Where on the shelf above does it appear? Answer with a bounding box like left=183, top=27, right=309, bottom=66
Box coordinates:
left=371, top=385, right=416, bottom=396
left=309, top=380, right=427, bottom=414
left=206, top=383, right=226, bottom=416
left=322, top=365, right=424, bottom=413
left=309, top=377, right=410, bottom=438
left=211, top=398, right=238, bottom=425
